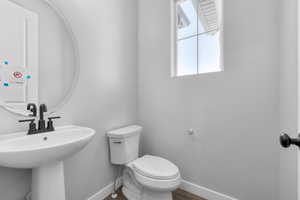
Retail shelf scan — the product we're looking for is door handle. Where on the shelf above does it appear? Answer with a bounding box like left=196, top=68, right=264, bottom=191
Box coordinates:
left=280, top=133, right=300, bottom=148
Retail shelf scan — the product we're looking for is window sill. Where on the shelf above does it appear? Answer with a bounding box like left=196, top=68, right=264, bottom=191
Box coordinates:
left=172, top=69, right=224, bottom=78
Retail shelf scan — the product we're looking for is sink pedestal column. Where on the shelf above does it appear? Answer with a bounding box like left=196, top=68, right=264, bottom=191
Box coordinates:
left=32, top=161, right=66, bottom=200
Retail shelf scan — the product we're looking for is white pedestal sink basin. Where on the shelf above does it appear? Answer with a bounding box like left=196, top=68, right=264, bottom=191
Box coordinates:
left=0, top=125, right=95, bottom=200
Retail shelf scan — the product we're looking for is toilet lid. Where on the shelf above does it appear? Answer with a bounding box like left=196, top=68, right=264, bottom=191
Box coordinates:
left=132, top=155, right=179, bottom=180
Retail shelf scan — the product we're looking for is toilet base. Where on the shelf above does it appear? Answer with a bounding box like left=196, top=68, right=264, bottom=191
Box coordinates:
left=123, top=185, right=173, bottom=200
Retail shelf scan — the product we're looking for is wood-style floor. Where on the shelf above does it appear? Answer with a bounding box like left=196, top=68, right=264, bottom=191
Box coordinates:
left=105, top=188, right=207, bottom=200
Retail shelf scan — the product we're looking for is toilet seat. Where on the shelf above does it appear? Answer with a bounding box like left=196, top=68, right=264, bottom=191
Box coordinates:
left=132, top=155, right=179, bottom=180
left=126, top=155, right=181, bottom=191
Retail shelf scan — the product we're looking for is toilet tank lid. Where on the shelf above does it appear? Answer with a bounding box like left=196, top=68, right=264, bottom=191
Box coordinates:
left=107, top=125, right=142, bottom=139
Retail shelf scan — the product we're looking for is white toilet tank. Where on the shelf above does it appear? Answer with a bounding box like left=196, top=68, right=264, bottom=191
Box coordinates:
left=107, top=125, right=142, bottom=165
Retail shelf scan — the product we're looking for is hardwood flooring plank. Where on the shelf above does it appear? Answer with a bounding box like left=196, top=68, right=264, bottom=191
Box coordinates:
left=104, top=188, right=207, bottom=200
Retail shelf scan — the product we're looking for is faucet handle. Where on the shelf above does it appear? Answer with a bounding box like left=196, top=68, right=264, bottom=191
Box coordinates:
left=19, top=119, right=37, bottom=135
left=19, top=119, right=35, bottom=123
left=47, top=116, right=61, bottom=131
left=48, top=116, right=61, bottom=120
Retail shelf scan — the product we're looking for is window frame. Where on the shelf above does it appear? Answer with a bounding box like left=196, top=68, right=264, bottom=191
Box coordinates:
left=171, top=0, right=224, bottom=78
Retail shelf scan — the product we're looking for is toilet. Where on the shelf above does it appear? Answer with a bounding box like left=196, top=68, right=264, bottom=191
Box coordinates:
left=107, top=125, right=181, bottom=200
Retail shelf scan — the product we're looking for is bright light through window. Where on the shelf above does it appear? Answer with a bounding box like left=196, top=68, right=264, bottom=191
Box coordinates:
left=173, top=0, right=223, bottom=77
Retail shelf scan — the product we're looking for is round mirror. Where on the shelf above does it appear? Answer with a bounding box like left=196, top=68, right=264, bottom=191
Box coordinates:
left=0, top=0, right=79, bottom=116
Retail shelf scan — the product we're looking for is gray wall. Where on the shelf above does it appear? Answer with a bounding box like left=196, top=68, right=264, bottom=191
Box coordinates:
left=279, top=0, right=298, bottom=200
left=0, top=0, right=137, bottom=199
left=137, top=0, right=280, bottom=200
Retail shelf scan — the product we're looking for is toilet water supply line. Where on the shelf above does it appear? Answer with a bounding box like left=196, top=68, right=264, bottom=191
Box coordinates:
left=111, top=165, right=124, bottom=199
left=25, top=192, right=31, bottom=200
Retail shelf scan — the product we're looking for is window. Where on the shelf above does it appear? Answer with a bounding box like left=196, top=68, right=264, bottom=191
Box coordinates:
left=173, top=0, right=223, bottom=77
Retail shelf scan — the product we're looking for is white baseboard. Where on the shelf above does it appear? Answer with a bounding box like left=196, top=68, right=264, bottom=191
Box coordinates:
left=87, top=178, right=238, bottom=200
left=180, top=180, right=239, bottom=200
left=87, top=178, right=122, bottom=200
left=87, top=183, right=114, bottom=200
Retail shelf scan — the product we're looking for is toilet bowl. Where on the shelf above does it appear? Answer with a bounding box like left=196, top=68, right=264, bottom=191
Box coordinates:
left=107, top=126, right=181, bottom=200
left=123, top=155, right=181, bottom=200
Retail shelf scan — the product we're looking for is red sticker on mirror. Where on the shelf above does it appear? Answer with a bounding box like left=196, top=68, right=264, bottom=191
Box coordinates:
left=13, top=72, right=23, bottom=79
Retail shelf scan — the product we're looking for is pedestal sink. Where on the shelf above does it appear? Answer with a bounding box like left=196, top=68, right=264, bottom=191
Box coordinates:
left=0, top=125, right=95, bottom=200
